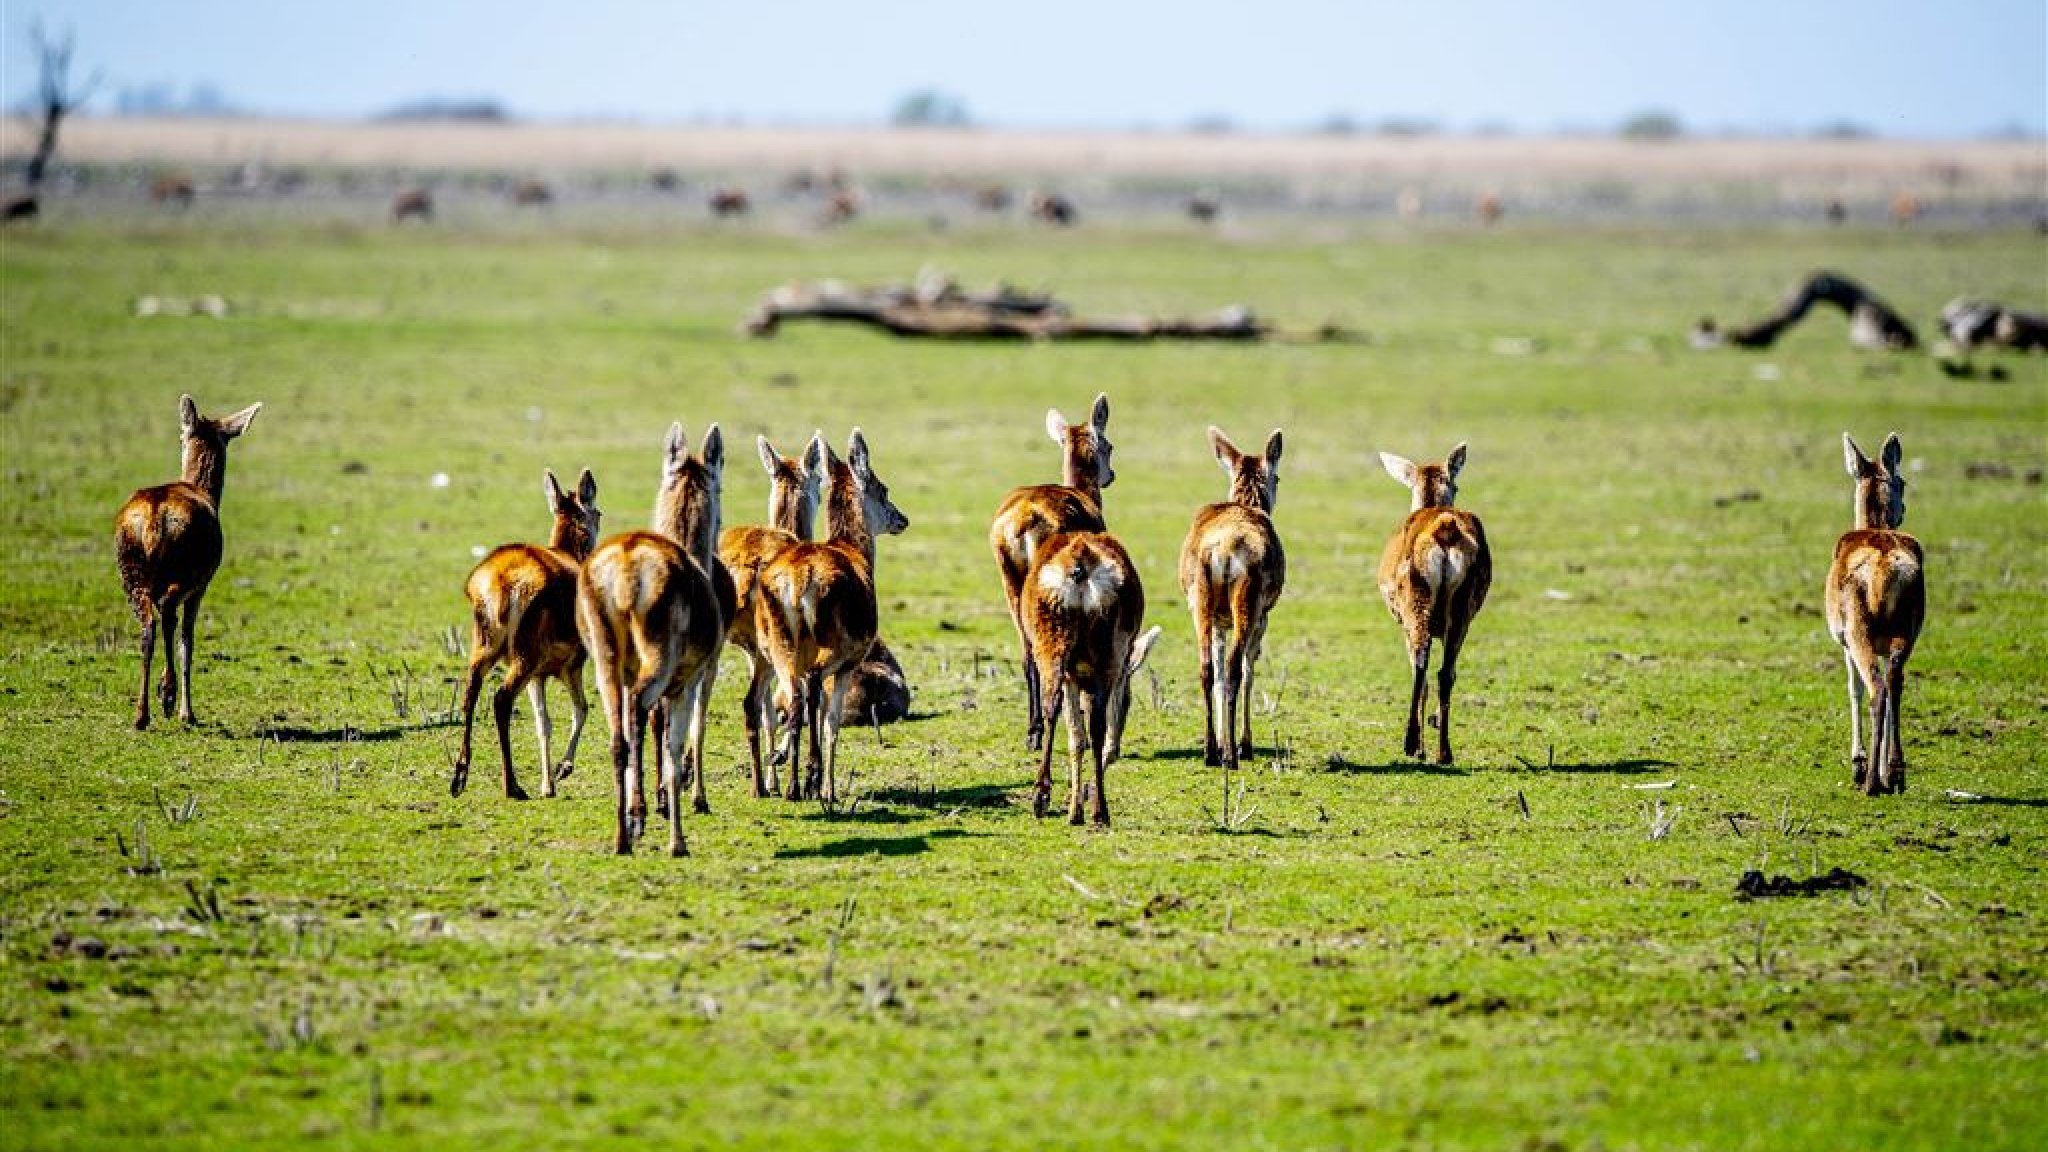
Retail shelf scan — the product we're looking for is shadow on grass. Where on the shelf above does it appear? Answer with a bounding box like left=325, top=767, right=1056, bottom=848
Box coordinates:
left=1148, top=746, right=1285, bottom=764
left=258, top=724, right=407, bottom=744
left=1963, top=795, right=2048, bottom=808
left=1322, top=754, right=1470, bottom=777
left=867, top=784, right=1015, bottom=810
left=1514, top=757, right=1677, bottom=775
left=800, top=806, right=921, bottom=826
left=773, top=828, right=979, bottom=859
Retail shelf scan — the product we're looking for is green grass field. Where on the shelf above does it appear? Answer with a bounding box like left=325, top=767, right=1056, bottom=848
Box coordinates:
left=2, top=218, right=2044, bottom=1150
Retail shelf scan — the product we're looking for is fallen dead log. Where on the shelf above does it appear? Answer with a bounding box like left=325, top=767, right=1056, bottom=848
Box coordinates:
left=1939, top=297, right=2048, bottom=353
left=741, top=272, right=1353, bottom=343
left=1691, top=269, right=1918, bottom=352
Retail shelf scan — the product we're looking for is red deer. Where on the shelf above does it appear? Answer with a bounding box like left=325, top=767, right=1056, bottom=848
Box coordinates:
left=1179, top=427, right=1286, bottom=773
left=1022, top=531, right=1162, bottom=825
left=114, top=395, right=262, bottom=729
left=989, top=394, right=1114, bottom=750
left=392, top=188, right=434, bottom=223
left=1186, top=193, right=1220, bottom=223
left=717, top=432, right=826, bottom=797
left=1029, top=190, right=1076, bottom=226
left=451, top=469, right=601, bottom=801
left=3, top=195, right=38, bottom=224
left=576, top=424, right=727, bottom=856
left=1825, top=433, right=1926, bottom=796
left=1889, top=191, right=1921, bottom=227
left=709, top=187, right=750, bottom=218
left=1476, top=193, right=1504, bottom=226
left=822, top=187, right=861, bottom=226
left=975, top=184, right=1012, bottom=212
left=1376, top=444, right=1492, bottom=764
left=150, top=173, right=195, bottom=207
left=755, top=430, right=909, bottom=803
left=650, top=168, right=680, bottom=192
left=510, top=179, right=553, bottom=207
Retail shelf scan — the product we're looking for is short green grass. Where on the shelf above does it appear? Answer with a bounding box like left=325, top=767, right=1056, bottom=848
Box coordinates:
left=2, top=218, right=2045, bottom=1150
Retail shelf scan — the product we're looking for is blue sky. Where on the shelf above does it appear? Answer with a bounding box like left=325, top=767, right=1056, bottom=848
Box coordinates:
left=7, top=0, right=2045, bottom=136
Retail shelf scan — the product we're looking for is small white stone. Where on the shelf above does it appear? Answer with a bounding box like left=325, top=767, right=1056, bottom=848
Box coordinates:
left=430, top=472, right=451, bottom=488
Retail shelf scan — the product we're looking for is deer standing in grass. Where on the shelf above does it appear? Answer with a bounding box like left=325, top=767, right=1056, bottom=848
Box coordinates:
left=114, top=394, right=262, bottom=730
left=451, top=469, right=601, bottom=801
left=1825, top=433, right=1925, bottom=796
left=1377, top=443, right=1491, bottom=765
left=718, top=432, right=827, bottom=798
left=1179, top=427, right=1286, bottom=773
left=1023, top=531, right=1162, bottom=825
left=990, top=393, right=1115, bottom=751
left=755, top=430, right=909, bottom=803
left=576, top=424, right=726, bottom=856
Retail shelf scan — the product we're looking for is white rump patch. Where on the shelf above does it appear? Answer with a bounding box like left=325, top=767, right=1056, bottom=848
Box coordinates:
left=1041, top=559, right=1123, bottom=613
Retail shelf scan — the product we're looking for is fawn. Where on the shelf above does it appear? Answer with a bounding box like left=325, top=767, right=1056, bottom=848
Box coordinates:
left=1023, top=530, right=1162, bottom=825
left=1377, top=443, right=1492, bottom=764
left=1825, top=433, right=1926, bottom=795
left=114, top=394, right=262, bottom=730
left=990, top=393, right=1114, bottom=751
left=451, top=469, right=601, bottom=801
left=1179, top=427, right=1286, bottom=773
left=718, top=432, right=826, bottom=797
left=575, top=424, right=726, bottom=856
left=754, top=430, right=909, bottom=803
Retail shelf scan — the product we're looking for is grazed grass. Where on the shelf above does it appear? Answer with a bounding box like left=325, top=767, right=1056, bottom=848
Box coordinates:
left=1, top=219, right=2044, bottom=1150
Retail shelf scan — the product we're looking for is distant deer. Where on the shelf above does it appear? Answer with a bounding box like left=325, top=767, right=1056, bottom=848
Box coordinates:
left=1186, top=193, right=1220, bottom=223
left=754, top=430, right=910, bottom=803
left=1476, top=193, right=1504, bottom=226
left=1022, top=531, right=1162, bottom=825
left=150, top=173, right=195, bottom=208
left=822, top=187, right=861, bottom=226
left=1179, top=427, right=1286, bottom=773
left=1825, top=433, right=1926, bottom=796
left=114, top=395, right=262, bottom=730
left=451, top=469, right=601, bottom=801
left=2, top=195, right=38, bottom=224
left=1029, top=190, right=1076, bottom=226
left=717, top=432, right=826, bottom=797
left=576, top=424, right=726, bottom=856
left=975, top=184, right=1012, bottom=212
left=392, top=188, right=434, bottom=223
left=510, top=179, right=553, bottom=207
left=709, top=187, right=750, bottom=218
left=989, top=394, right=1115, bottom=750
left=1376, top=443, right=1492, bottom=764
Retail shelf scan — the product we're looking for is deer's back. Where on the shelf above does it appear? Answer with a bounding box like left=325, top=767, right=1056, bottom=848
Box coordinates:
left=1179, top=503, right=1285, bottom=617
left=1378, top=508, right=1490, bottom=624
left=991, top=485, right=1105, bottom=572
left=1024, top=532, right=1144, bottom=689
left=719, top=524, right=801, bottom=648
left=579, top=531, right=722, bottom=655
left=1826, top=530, right=1925, bottom=646
left=759, top=540, right=878, bottom=670
left=115, top=482, right=223, bottom=602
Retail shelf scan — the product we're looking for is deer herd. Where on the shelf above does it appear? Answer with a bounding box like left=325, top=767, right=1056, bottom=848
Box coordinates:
left=115, top=394, right=1930, bottom=856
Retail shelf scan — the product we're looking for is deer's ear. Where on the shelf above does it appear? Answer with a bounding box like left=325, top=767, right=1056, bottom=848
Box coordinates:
left=1445, top=442, right=1467, bottom=479
left=219, top=402, right=262, bottom=438
left=806, top=430, right=832, bottom=477
left=1842, top=433, right=1869, bottom=477
left=664, top=423, right=688, bottom=475
left=847, top=428, right=871, bottom=477
left=1090, top=392, right=1111, bottom=431
left=1379, top=452, right=1417, bottom=487
left=577, top=468, right=598, bottom=504
left=1263, top=429, right=1284, bottom=471
left=544, top=469, right=568, bottom=512
left=700, top=424, right=724, bottom=475
left=1128, top=625, right=1163, bottom=673
left=179, top=394, right=201, bottom=434
left=1045, top=408, right=1070, bottom=444
left=1880, top=433, right=1903, bottom=471
left=1208, top=426, right=1240, bottom=472
left=757, top=435, right=780, bottom=477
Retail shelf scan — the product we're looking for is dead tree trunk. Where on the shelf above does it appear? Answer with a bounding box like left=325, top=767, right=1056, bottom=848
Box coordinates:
left=22, top=22, right=99, bottom=193
left=1694, top=270, right=1918, bottom=351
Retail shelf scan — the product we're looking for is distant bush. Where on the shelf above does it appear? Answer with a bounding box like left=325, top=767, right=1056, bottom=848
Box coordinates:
left=1619, top=110, right=1684, bottom=140
left=891, top=89, right=970, bottom=128
left=1813, top=120, right=1873, bottom=140
left=378, top=99, right=511, bottom=123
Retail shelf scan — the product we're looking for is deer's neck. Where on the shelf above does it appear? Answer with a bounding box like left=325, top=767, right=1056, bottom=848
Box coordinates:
left=655, top=483, right=719, bottom=571
left=182, top=441, right=227, bottom=509
left=548, top=515, right=594, bottom=560
left=823, top=481, right=875, bottom=569
left=1062, top=448, right=1102, bottom=506
left=1852, top=481, right=1887, bottom=531
left=1229, top=474, right=1268, bottom=513
left=770, top=485, right=815, bottom=540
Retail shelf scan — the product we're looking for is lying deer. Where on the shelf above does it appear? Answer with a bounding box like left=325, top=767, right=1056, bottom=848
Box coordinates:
left=114, top=394, right=262, bottom=730
left=718, top=432, right=826, bottom=797
left=451, top=469, right=601, bottom=801
left=1825, top=433, right=1926, bottom=795
left=990, top=394, right=1114, bottom=751
left=755, top=430, right=909, bottom=803
left=1377, top=443, right=1492, bottom=764
left=1179, top=427, right=1286, bottom=773
left=576, top=424, right=726, bottom=856
left=1023, top=530, right=1161, bottom=825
